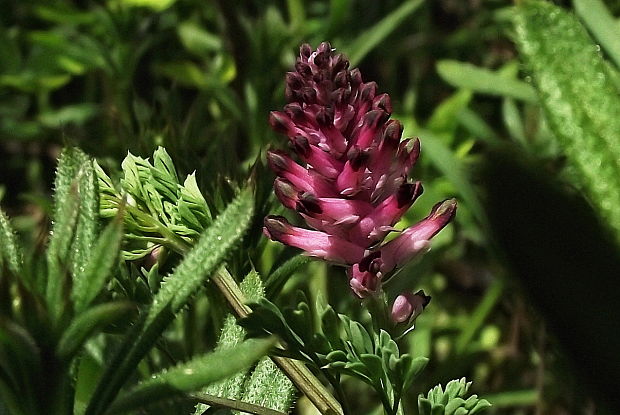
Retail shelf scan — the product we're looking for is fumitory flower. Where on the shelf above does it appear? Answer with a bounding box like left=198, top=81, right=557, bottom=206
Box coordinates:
left=264, top=42, right=456, bottom=298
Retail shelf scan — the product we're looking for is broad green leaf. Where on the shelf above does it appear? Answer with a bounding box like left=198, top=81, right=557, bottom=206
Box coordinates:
left=436, top=60, right=537, bottom=102
left=72, top=217, right=123, bottom=313
left=86, top=187, right=254, bottom=415
left=574, top=0, right=620, bottom=69
left=38, top=103, right=99, bottom=127
left=515, top=0, right=620, bottom=243
left=0, top=210, right=22, bottom=275
left=177, top=22, right=222, bottom=57
left=117, top=0, right=177, bottom=12
left=56, top=302, right=134, bottom=363
left=107, top=338, right=274, bottom=414
left=346, top=0, right=424, bottom=66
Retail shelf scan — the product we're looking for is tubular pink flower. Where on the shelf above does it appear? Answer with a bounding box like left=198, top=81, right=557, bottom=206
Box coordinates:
left=265, top=43, right=456, bottom=298
left=263, top=215, right=365, bottom=264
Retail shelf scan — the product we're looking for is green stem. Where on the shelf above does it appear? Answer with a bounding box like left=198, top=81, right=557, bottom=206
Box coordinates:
left=211, top=269, right=343, bottom=415
left=190, top=392, right=287, bottom=415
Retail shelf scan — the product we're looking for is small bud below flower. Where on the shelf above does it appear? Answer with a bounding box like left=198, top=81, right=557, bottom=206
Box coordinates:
left=391, top=290, right=431, bottom=324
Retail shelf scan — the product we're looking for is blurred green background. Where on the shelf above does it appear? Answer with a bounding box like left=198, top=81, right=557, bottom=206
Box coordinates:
left=3, top=0, right=620, bottom=413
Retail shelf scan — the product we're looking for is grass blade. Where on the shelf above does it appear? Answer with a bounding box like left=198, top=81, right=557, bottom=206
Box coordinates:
left=56, top=302, right=134, bottom=363
left=574, top=0, right=620, bottom=69
left=436, top=60, right=537, bottom=102
left=107, top=338, right=274, bottom=414
left=72, top=216, right=123, bottom=313
left=346, top=0, right=424, bottom=66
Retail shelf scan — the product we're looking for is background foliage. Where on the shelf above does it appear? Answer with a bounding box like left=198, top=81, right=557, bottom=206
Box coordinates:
left=2, top=0, right=620, bottom=414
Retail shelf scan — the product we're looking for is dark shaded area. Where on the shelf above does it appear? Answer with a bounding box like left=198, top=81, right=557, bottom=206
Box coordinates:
left=482, top=148, right=620, bottom=414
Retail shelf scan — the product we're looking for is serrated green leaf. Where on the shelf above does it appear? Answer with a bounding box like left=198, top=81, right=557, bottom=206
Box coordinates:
left=46, top=181, right=80, bottom=321
left=437, top=60, right=537, bottom=102
left=0, top=210, right=22, bottom=275
left=515, top=0, right=620, bottom=243
left=85, top=187, right=254, bottom=415
left=57, top=302, right=134, bottom=363
left=72, top=216, right=123, bottom=313
left=108, top=338, right=274, bottom=414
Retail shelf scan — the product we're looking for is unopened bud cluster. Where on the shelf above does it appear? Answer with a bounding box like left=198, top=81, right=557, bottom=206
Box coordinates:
left=264, top=43, right=456, bottom=311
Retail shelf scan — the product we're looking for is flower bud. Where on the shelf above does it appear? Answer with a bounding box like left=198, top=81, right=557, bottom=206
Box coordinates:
left=391, top=290, right=431, bottom=324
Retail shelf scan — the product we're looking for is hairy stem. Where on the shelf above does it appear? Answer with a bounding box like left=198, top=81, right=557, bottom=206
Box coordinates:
left=212, top=268, right=344, bottom=415
left=191, top=392, right=287, bottom=415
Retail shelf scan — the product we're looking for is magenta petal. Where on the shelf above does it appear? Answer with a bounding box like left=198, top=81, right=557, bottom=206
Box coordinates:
left=379, top=199, right=457, bottom=273
left=264, top=215, right=366, bottom=264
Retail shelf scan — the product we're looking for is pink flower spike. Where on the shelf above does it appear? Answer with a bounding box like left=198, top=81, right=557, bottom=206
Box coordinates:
left=291, top=135, right=343, bottom=179
left=390, top=290, right=431, bottom=324
left=267, top=150, right=336, bottom=197
left=349, top=182, right=424, bottom=246
left=264, top=215, right=366, bottom=265
left=379, top=199, right=457, bottom=273
left=265, top=43, right=457, bottom=298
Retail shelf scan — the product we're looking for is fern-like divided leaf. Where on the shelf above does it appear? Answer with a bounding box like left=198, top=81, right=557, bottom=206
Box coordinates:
left=418, top=378, right=491, bottom=415
left=108, top=338, right=274, bottom=414
left=96, top=147, right=213, bottom=260
left=240, top=292, right=428, bottom=413
left=85, top=186, right=254, bottom=415
left=515, top=0, right=620, bottom=243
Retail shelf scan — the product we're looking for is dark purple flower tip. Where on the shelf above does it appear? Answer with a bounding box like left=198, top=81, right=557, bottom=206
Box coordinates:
left=383, top=120, right=404, bottom=143
left=300, top=43, right=313, bottom=59
left=273, top=178, right=300, bottom=210
left=348, top=261, right=382, bottom=299
left=396, top=181, right=424, bottom=209
left=296, top=192, right=323, bottom=215
left=373, top=93, right=392, bottom=114
left=269, top=111, right=294, bottom=134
